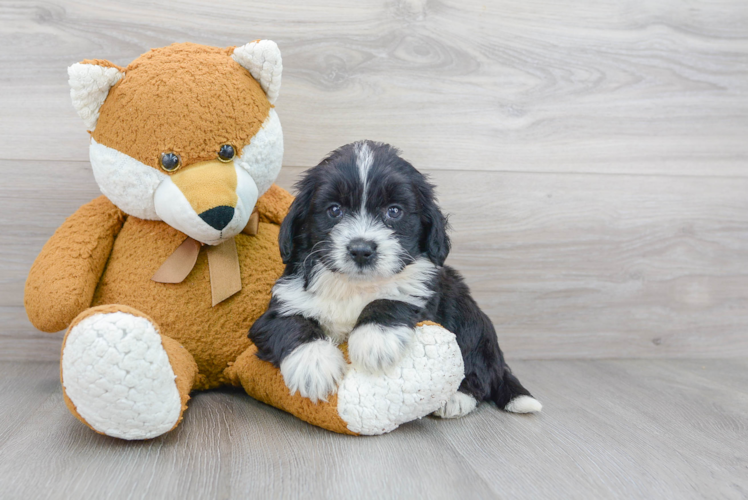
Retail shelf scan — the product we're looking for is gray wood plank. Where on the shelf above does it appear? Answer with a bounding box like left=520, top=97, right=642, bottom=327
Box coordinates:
left=0, top=307, right=63, bottom=362
left=1, top=0, right=746, bottom=176
left=433, top=359, right=748, bottom=499
left=0, top=359, right=746, bottom=499
left=4, top=163, right=747, bottom=360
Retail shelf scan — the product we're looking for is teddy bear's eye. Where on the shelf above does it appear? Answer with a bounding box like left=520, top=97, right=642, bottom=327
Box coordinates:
left=217, top=144, right=236, bottom=162
left=160, top=152, right=181, bottom=172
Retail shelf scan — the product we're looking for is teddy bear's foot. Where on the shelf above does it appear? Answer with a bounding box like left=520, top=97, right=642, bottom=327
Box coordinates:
left=229, top=321, right=465, bottom=435
left=61, top=305, right=197, bottom=440
left=336, top=322, right=464, bottom=434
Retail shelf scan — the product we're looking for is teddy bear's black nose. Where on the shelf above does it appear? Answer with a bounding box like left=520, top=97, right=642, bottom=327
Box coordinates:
left=199, top=205, right=235, bottom=230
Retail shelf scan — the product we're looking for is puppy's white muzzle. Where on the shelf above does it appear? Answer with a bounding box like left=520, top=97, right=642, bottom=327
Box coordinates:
left=330, top=213, right=404, bottom=278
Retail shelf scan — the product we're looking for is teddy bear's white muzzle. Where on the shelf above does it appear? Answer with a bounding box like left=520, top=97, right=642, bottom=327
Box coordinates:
left=154, top=163, right=258, bottom=245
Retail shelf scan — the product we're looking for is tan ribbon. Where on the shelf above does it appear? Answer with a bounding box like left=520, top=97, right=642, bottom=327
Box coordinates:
left=241, top=209, right=260, bottom=236
left=151, top=209, right=259, bottom=306
left=151, top=237, right=201, bottom=284
left=206, top=237, right=242, bottom=306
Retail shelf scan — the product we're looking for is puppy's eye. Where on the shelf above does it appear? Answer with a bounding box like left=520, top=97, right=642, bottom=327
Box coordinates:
left=160, top=152, right=181, bottom=172
left=327, top=204, right=343, bottom=219
left=386, top=205, right=403, bottom=220
left=218, top=144, right=236, bottom=162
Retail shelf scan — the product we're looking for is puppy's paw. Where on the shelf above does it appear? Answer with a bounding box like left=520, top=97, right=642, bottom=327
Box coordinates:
left=432, top=391, right=478, bottom=419
left=348, top=323, right=413, bottom=374
left=280, top=340, right=347, bottom=403
left=505, top=395, right=543, bottom=413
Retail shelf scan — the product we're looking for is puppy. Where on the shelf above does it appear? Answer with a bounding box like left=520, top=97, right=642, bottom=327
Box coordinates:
left=249, top=141, right=541, bottom=418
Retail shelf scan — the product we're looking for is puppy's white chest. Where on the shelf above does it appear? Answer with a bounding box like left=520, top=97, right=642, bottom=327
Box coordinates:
left=316, top=288, right=382, bottom=343
left=273, top=261, right=436, bottom=344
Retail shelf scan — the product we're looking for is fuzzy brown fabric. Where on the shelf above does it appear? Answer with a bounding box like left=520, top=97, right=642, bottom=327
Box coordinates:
left=226, top=345, right=358, bottom=435
left=27, top=188, right=290, bottom=390
left=90, top=43, right=271, bottom=170
left=256, top=184, right=295, bottom=226
left=91, top=194, right=287, bottom=390
left=160, top=335, right=199, bottom=431
left=25, top=196, right=126, bottom=333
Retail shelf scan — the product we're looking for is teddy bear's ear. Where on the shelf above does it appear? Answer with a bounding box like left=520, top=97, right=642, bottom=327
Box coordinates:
left=232, top=40, right=282, bottom=104
left=68, top=61, right=124, bottom=131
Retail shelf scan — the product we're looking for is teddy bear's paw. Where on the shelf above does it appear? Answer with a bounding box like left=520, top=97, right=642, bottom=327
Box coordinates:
left=280, top=339, right=347, bottom=403
left=432, top=391, right=478, bottom=419
left=347, top=323, right=412, bottom=374
left=336, top=323, right=465, bottom=435
left=61, top=311, right=182, bottom=440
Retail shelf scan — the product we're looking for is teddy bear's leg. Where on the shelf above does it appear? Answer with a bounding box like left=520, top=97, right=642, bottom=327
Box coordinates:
left=60, top=305, right=198, bottom=440
left=226, top=344, right=358, bottom=435
left=226, top=322, right=465, bottom=435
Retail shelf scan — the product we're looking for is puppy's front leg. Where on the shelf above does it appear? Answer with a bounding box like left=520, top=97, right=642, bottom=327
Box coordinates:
left=250, top=305, right=346, bottom=403
left=348, top=299, right=421, bottom=374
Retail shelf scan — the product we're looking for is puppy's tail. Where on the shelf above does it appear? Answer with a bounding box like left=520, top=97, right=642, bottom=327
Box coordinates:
left=490, top=368, right=543, bottom=414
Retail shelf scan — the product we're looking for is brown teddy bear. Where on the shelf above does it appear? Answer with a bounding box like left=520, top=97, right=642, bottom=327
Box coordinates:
left=24, top=41, right=464, bottom=439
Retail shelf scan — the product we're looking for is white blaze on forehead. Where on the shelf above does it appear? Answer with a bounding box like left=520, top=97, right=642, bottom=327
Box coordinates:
left=355, top=141, right=374, bottom=211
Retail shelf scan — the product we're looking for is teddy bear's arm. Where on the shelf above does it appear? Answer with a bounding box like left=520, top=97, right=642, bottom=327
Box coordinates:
left=24, top=195, right=126, bottom=332
left=256, top=184, right=294, bottom=226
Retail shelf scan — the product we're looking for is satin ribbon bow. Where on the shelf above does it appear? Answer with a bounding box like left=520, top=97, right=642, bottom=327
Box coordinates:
left=151, top=209, right=259, bottom=306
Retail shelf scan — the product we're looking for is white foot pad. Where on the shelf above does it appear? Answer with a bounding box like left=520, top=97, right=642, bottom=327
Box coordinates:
left=505, top=395, right=543, bottom=413
left=61, top=312, right=182, bottom=440
left=337, top=323, right=465, bottom=435
left=432, top=391, right=478, bottom=419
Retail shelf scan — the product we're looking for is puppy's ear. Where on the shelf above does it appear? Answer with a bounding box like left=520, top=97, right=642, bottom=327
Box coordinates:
left=417, top=178, right=451, bottom=267
left=279, top=176, right=315, bottom=264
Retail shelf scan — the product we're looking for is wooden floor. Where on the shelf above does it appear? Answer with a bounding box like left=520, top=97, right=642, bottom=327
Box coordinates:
left=1, top=0, right=747, bottom=498
left=0, top=359, right=746, bottom=499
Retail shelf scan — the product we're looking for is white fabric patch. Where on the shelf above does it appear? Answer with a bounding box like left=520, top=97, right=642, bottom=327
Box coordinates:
left=232, top=40, right=282, bottom=104
left=280, top=339, right=347, bottom=403
left=90, top=138, right=166, bottom=220
left=505, top=395, right=543, bottom=413
left=273, top=258, right=436, bottom=343
left=432, top=391, right=478, bottom=419
left=68, top=63, right=124, bottom=131
left=61, top=312, right=182, bottom=440
left=347, top=323, right=412, bottom=374
left=337, top=323, right=464, bottom=435
left=235, top=109, right=284, bottom=197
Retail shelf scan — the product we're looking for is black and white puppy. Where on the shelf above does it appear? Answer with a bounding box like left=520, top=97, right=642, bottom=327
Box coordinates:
left=249, top=141, right=541, bottom=418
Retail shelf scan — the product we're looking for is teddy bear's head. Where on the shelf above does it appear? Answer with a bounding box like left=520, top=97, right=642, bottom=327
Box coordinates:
left=68, top=41, right=283, bottom=245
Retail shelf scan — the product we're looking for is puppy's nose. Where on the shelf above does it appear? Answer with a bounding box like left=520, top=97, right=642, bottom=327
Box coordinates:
left=347, top=239, right=377, bottom=266
left=199, top=205, right=235, bottom=230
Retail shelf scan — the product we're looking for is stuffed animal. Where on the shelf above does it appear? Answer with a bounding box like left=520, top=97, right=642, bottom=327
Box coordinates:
left=24, top=41, right=464, bottom=439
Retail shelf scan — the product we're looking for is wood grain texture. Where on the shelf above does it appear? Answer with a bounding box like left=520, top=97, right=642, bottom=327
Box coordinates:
left=0, top=0, right=747, bottom=175
left=4, top=163, right=746, bottom=360
left=0, top=359, right=746, bottom=499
